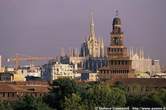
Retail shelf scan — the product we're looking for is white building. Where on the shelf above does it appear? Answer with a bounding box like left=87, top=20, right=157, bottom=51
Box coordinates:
left=19, top=65, right=42, bottom=78
left=6, top=67, right=15, bottom=72
left=129, top=48, right=161, bottom=77
left=42, top=61, right=74, bottom=81
left=151, top=60, right=161, bottom=74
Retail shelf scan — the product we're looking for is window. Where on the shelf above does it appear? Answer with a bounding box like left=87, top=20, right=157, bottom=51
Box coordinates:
left=3, top=93, right=5, bottom=97
left=114, top=61, right=117, bottom=65
left=118, top=61, right=120, bottom=65
left=122, top=61, right=124, bottom=65
left=117, top=48, right=119, bottom=52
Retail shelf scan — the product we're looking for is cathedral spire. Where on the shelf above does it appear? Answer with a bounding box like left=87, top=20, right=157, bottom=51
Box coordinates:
left=141, top=48, right=144, bottom=59
left=139, top=48, right=141, bottom=59
left=131, top=47, right=134, bottom=57
left=89, top=12, right=96, bottom=39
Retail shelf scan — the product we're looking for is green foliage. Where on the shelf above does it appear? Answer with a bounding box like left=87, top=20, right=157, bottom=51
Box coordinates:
left=52, top=77, right=78, bottom=97
left=13, top=96, right=52, bottom=110
left=150, top=89, right=166, bottom=106
left=2, top=78, right=164, bottom=110
left=44, top=78, right=79, bottom=109
left=114, top=81, right=127, bottom=91
left=126, top=89, right=166, bottom=107
left=63, top=93, right=85, bottom=110
left=82, top=84, right=126, bottom=109
left=0, top=101, right=13, bottom=110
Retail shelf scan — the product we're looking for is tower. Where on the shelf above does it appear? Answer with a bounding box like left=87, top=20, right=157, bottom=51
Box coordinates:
left=99, top=11, right=132, bottom=80
left=89, top=12, right=95, bottom=40
left=80, top=12, right=105, bottom=58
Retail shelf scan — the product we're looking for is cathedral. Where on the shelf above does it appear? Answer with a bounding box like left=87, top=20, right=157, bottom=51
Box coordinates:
left=80, top=13, right=105, bottom=58
left=61, top=13, right=106, bottom=72
left=99, top=11, right=132, bottom=80
left=60, top=11, right=162, bottom=77
left=129, top=48, right=161, bottom=77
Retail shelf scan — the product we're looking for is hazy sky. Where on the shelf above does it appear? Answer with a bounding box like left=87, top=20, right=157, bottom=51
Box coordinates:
left=0, top=0, right=166, bottom=65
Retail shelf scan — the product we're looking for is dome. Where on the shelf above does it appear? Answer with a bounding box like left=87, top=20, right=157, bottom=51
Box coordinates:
left=112, top=17, right=121, bottom=25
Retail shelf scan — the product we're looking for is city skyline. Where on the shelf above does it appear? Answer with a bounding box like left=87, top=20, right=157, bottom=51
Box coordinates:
left=0, top=0, right=166, bottom=65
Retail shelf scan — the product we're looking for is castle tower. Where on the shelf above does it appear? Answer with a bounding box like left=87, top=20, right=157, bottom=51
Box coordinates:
left=99, top=11, right=132, bottom=80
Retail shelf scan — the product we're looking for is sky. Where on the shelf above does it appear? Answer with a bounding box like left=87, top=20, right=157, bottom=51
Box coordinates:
left=0, top=0, right=166, bottom=65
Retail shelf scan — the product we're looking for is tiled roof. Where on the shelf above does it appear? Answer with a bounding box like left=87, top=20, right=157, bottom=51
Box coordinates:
left=0, top=81, right=50, bottom=93
left=0, top=84, right=16, bottom=92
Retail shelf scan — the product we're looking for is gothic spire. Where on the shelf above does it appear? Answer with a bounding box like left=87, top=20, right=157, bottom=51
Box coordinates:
left=89, top=12, right=96, bottom=39
left=141, top=48, right=144, bottom=59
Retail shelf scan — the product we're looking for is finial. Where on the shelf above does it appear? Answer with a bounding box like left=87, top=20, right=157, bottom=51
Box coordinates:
left=115, top=10, right=119, bottom=16
left=115, top=10, right=119, bottom=17
left=89, top=11, right=95, bottom=38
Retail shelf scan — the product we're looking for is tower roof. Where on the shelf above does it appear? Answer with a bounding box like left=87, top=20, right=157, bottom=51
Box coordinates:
left=112, top=10, right=121, bottom=25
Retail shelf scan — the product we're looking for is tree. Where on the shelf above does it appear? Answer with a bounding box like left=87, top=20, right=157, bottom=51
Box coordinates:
left=149, top=89, right=166, bottom=107
left=114, top=81, right=127, bottom=91
left=126, top=89, right=166, bottom=107
left=13, top=95, right=52, bottom=110
left=52, top=78, right=78, bottom=97
left=45, top=78, right=127, bottom=110
left=0, top=101, right=13, bottom=110
left=82, top=84, right=126, bottom=109
left=62, top=93, right=85, bottom=110
left=44, top=78, right=79, bottom=109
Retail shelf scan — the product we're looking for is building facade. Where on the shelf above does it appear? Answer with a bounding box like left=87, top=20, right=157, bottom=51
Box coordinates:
left=42, top=61, right=74, bottom=81
left=19, top=65, right=42, bottom=78
left=83, top=57, right=107, bottom=72
left=0, top=81, right=50, bottom=101
left=129, top=48, right=161, bottom=77
left=81, top=70, right=97, bottom=81
left=99, top=12, right=132, bottom=80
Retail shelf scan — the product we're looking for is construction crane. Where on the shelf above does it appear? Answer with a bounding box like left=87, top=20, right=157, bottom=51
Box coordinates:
left=8, top=54, right=54, bottom=70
